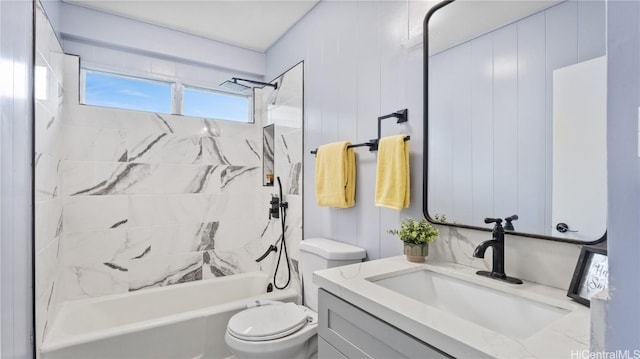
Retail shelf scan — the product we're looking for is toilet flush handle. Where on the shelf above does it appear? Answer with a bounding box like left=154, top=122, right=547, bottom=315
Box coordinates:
left=245, top=300, right=284, bottom=309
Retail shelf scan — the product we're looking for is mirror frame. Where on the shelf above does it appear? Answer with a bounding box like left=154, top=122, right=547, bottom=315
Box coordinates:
left=422, top=0, right=606, bottom=245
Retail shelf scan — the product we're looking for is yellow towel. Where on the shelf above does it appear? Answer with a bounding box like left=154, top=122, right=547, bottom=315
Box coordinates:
left=375, top=135, right=410, bottom=210
left=315, top=141, right=356, bottom=208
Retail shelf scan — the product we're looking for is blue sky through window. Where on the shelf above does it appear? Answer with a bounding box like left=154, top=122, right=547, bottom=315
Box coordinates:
left=84, top=71, right=172, bottom=114
left=183, top=87, right=249, bottom=122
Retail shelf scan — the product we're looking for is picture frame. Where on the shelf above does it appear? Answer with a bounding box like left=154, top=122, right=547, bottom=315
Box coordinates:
left=567, top=245, right=608, bottom=307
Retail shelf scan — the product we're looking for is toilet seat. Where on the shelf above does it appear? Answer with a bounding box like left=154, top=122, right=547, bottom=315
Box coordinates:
left=227, top=303, right=311, bottom=342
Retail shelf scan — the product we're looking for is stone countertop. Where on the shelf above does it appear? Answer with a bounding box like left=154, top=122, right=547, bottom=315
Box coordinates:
left=313, top=256, right=589, bottom=358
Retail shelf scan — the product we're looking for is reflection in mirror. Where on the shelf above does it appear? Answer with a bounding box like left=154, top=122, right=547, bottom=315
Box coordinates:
left=425, top=0, right=607, bottom=243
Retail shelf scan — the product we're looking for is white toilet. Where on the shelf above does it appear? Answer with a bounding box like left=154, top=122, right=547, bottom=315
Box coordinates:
left=225, top=238, right=366, bottom=359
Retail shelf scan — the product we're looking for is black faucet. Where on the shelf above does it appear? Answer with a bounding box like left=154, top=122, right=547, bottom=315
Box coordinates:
left=472, top=217, right=523, bottom=285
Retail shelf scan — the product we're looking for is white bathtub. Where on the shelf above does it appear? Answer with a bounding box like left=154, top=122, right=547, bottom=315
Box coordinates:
left=40, top=272, right=297, bottom=359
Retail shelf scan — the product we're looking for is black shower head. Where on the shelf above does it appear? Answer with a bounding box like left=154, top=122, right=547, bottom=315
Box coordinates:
left=219, top=77, right=277, bottom=92
left=219, top=78, right=251, bottom=92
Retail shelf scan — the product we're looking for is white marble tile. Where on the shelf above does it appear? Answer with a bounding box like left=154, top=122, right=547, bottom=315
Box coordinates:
left=64, top=103, right=124, bottom=130
left=126, top=225, right=176, bottom=259
left=268, top=105, right=303, bottom=129
left=213, top=121, right=257, bottom=140
left=202, top=246, right=260, bottom=279
left=61, top=228, right=128, bottom=266
left=283, top=194, right=303, bottom=261
left=147, top=164, right=220, bottom=194
left=35, top=55, right=56, bottom=116
left=57, top=263, right=129, bottom=301
left=35, top=101, right=63, bottom=158
left=128, top=194, right=207, bottom=227
left=202, top=195, right=229, bottom=222
left=180, top=222, right=218, bottom=251
left=35, top=198, right=63, bottom=253
left=49, top=51, right=66, bottom=89
left=430, top=226, right=487, bottom=268
left=63, top=125, right=127, bottom=162
left=280, top=128, right=303, bottom=164
left=35, top=152, right=61, bottom=202
left=167, top=194, right=206, bottom=223
left=128, top=195, right=171, bottom=227
left=218, top=165, right=260, bottom=194
left=121, top=111, right=175, bottom=135
left=165, top=114, right=218, bottom=137
left=128, top=252, right=203, bottom=291
left=63, top=195, right=128, bottom=233
left=35, top=237, right=59, bottom=347
left=202, top=137, right=261, bottom=166
left=128, top=132, right=202, bottom=165
left=60, top=160, right=91, bottom=196
left=213, top=194, right=261, bottom=250
left=272, top=63, right=303, bottom=115
left=63, top=161, right=153, bottom=196
left=149, top=222, right=218, bottom=255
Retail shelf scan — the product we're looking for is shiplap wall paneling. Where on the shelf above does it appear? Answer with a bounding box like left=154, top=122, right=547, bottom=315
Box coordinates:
left=516, top=13, right=546, bottom=235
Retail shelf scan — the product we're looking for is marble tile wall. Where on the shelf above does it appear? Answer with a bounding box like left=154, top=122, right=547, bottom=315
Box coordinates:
left=34, top=1, right=65, bottom=348
left=52, top=57, right=305, bottom=307
left=53, top=55, right=268, bottom=306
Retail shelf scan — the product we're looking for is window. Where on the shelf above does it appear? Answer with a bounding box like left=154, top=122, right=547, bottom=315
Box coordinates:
left=183, top=86, right=249, bottom=122
left=81, top=69, right=252, bottom=123
left=83, top=70, right=172, bottom=114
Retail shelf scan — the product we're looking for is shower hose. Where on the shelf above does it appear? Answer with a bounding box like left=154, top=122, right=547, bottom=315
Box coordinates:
left=273, top=176, right=291, bottom=290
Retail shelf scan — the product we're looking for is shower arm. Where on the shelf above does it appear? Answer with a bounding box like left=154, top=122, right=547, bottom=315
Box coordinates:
left=232, top=77, right=278, bottom=89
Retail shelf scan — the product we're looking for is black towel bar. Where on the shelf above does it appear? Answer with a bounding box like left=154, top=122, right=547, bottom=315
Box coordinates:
left=310, top=136, right=410, bottom=155
left=310, top=109, right=410, bottom=155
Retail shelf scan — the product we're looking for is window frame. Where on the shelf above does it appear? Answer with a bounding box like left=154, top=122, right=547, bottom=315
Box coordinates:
left=80, top=68, right=254, bottom=123
left=182, top=84, right=252, bottom=123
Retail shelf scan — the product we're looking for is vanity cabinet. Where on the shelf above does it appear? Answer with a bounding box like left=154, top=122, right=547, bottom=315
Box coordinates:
left=318, top=289, right=452, bottom=359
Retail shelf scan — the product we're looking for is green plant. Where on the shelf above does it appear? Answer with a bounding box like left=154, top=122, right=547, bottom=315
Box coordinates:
left=433, top=214, right=447, bottom=223
left=387, top=217, right=440, bottom=245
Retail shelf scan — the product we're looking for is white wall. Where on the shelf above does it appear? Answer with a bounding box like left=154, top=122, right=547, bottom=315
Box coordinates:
left=605, top=0, right=640, bottom=351
left=266, top=0, right=583, bottom=290
left=60, top=2, right=265, bottom=77
left=0, top=0, right=34, bottom=357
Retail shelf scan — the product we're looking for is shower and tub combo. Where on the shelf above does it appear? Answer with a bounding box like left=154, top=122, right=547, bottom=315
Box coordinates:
left=40, top=272, right=296, bottom=359
left=40, top=238, right=366, bottom=359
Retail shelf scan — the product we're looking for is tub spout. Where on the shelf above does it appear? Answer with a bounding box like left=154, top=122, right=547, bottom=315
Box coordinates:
left=255, top=245, right=277, bottom=262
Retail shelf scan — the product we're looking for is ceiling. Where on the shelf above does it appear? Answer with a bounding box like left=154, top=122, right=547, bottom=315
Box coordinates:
left=64, top=0, right=319, bottom=52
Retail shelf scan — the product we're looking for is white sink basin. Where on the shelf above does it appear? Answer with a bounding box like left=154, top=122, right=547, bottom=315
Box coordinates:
left=368, top=269, right=569, bottom=339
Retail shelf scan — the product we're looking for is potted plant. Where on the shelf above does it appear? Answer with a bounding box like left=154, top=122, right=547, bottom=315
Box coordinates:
left=388, top=217, right=440, bottom=263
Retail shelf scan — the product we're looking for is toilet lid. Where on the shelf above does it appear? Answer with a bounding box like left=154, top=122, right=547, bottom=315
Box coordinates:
left=227, top=302, right=309, bottom=342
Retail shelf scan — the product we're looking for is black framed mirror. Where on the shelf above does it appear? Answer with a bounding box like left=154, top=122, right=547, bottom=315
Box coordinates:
left=423, top=0, right=607, bottom=245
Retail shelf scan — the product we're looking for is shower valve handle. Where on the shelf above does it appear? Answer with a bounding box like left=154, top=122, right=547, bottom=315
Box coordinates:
left=269, top=196, right=280, bottom=220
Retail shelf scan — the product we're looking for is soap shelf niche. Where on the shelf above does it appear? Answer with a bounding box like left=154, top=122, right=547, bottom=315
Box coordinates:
left=310, top=109, right=410, bottom=155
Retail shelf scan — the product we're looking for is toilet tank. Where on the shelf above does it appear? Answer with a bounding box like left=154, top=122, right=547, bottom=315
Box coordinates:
left=299, top=238, right=366, bottom=312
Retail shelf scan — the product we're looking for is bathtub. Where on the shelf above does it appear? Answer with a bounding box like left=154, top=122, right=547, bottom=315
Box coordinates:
left=40, top=272, right=297, bottom=359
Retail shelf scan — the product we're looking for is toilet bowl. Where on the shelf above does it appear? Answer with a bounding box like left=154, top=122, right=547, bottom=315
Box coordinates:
left=225, top=238, right=366, bottom=359
left=224, top=302, right=318, bottom=359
